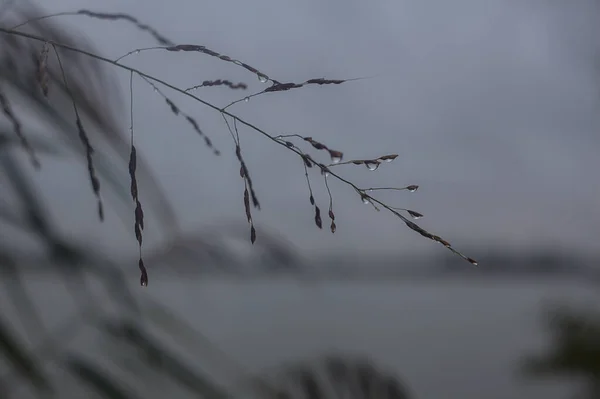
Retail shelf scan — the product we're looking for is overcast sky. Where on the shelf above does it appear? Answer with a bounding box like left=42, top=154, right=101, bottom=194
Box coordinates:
left=4, top=0, right=600, bottom=262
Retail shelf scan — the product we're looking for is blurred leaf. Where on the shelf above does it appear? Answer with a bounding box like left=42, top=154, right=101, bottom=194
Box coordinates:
left=522, top=305, right=600, bottom=399
left=0, top=149, right=55, bottom=247
left=66, top=355, right=140, bottom=399
left=0, top=315, right=53, bottom=395
left=1, top=4, right=179, bottom=237
left=250, top=355, right=412, bottom=399
left=0, top=130, right=63, bottom=155
left=1, top=260, right=47, bottom=345
left=102, top=320, right=231, bottom=399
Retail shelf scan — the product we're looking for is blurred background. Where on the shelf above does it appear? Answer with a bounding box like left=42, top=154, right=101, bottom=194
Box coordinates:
left=1, top=0, right=599, bottom=398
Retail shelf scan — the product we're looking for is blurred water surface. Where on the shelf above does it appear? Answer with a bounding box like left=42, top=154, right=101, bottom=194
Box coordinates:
left=117, top=276, right=599, bottom=398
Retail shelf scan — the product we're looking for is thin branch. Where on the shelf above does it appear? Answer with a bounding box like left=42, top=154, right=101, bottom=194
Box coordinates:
left=0, top=86, right=40, bottom=168
left=224, top=76, right=376, bottom=110
left=114, top=44, right=277, bottom=85
left=52, top=44, right=103, bottom=221
left=128, top=71, right=147, bottom=286
left=0, top=27, right=477, bottom=266
left=184, top=79, right=247, bottom=92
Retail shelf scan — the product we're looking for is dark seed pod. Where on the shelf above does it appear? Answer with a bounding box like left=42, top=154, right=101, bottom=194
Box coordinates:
left=139, top=258, right=148, bottom=286
left=314, top=206, right=322, bottom=229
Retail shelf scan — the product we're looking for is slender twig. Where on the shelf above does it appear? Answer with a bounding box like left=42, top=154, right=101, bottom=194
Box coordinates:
left=363, top=185, right=419, bottom=193
left=10, top=11, right=74, bottom=30
left=52, top=44, right=103, bottom=221
left=224, top=75, right=377, bottom=111
left=128, top=71, right=147, bottom=286
left=0, top=27, right=477, bottom=265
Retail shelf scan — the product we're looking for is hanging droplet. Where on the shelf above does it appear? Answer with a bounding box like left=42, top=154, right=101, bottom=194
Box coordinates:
left=330, top=221, right=337, bottom=233
left=257, top=73, right=268, bottom=83
left=407, top=210, right=423, bottom=219
left=378, top=154, right=398, bottom=163
left=329, top=150, right=343, bottom=163
left=135, top=50, right=141, bottom=54
left=139, top=258, right=148, bottom=287
left=365, top=161, right=379, bottom=171
left=361, top=195, right=370, bottom=205
left=153, top=87, right=158, bottom=92
left=244, top=97, right=250, bottom=102
left=406, top=185, right=419, bottom=193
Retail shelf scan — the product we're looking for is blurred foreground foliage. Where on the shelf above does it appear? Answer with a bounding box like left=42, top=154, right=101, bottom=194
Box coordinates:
left=0, top=2, right=413, bottom=399
left=523, top=305, right=600, bottom=399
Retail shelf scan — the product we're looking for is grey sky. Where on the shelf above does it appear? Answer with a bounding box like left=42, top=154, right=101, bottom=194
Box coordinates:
left=9, top=0, right=600, bottom=261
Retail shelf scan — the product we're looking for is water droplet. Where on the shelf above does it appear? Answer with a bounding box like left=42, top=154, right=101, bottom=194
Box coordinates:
left=365, top=161, right=379, bottom=171
left=135, top=50, right=141, bottom=54
left=153, top=87, right=158, bottom=92
left=244, top=97, right=250, bottom=102
left=257, top=73, right=268, bottom=83
left=378, top=154, right=398, bottom=163
left=406, top=185, right=419, bottom=193
left=329, top=150, right=343, bottom=163
left=407, top=210, right=423, bottom=219
left=361, top=195, right=370, bottom=205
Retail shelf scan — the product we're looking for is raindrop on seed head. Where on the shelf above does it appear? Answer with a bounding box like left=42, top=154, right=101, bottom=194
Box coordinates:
left=257, top=73, right=268, bottom=83
left=365, top=162, right=379, bottom=171
left=329, top=150, right=343, bottom=163
left=244, top=97, right=250, bottom=102
left=406, top=185, right=419, bottom=193
left=407, top=210, right=423, bottom=219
